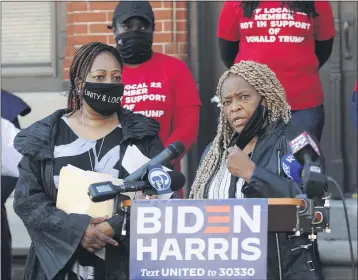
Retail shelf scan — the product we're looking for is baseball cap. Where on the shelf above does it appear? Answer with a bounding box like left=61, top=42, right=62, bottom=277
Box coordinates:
left=111, top=1, right=154, bottom=28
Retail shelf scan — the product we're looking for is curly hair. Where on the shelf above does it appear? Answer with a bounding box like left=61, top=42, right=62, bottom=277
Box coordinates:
left=66, top=42, right=123, bottom=116
left=189, top=61, right=291, bottom=199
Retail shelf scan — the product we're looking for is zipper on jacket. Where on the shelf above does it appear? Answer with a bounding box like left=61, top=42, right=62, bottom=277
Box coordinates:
left=277, top=150, right=282, bottom=174
left=290, top=243, right=312, bottom=252
left=241, top=137, right=260, bottom=194
left=275, top=233, right=283, bottom=280
left=250, top=139, right=258, bottom=160
left=275, top=150, right=283, bottom=280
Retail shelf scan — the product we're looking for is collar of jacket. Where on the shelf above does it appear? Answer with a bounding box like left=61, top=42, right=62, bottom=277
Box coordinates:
left=14, top=108, right=160, bottom=160
left=200, top=119, right=287, bottom=165
left=260, top=119, right=286, bottom=139
left=230, top=118, right=286, bottom=146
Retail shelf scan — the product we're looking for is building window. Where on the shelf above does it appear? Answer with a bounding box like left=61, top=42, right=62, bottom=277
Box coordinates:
left=1, top=2, right=66, bottom=92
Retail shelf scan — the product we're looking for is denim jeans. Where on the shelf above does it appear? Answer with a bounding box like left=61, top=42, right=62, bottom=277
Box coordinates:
left=290, top=105, right=325, bottom=142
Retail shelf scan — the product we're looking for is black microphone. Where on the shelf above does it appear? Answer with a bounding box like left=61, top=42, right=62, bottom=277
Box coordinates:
left=88, top=170, right=186, bottom=202
left=123, top=141, right=185, bottom=182
left=289, top=131, right=326, bottom=198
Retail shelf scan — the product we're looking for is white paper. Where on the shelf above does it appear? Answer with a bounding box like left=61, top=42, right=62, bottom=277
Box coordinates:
left=122, top=145, right=171, bottom=173
left=122, top=145, right=173, bottom=199
left=95, top=248, right=106, bottom=260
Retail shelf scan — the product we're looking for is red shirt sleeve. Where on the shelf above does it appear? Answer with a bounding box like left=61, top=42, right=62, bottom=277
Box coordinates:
left=164, top=59, right=201, bottom=153
left=314, top=1, right=336, bottom=41
left=355, top=80, right=358, bottom=91
left=217, top=1, right=241, bottom=41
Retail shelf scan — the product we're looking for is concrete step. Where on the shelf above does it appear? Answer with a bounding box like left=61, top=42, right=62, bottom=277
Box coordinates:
left=323, top=266, right=357, bottom=280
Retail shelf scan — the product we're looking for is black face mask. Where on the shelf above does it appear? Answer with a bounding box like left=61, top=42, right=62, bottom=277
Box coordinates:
left=116, top=31, right=153, bottom=65
left=83, top=82, right=124, bottom=116
left=227, top=98, right=268, bottom=198
left=229, top=97, right=268, bottom=150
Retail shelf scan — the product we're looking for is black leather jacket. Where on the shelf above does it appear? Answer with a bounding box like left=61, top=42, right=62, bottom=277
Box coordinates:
left=200, top=120, right=325, bottom=280
left=13, top=109, right=164, bottom=280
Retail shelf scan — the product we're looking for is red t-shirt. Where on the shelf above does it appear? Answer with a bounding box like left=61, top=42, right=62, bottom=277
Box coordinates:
left=217, top=1, right=336, bottom=110
left=355, top=80, right=358, bottom=91
left=121, top=52, right=201, bottom=186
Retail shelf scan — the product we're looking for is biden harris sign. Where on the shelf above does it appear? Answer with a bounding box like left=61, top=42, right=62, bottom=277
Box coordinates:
left=129, top=199, right=268, bottom=280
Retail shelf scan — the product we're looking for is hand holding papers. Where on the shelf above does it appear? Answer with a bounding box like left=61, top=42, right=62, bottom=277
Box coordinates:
left=55, top=145, right=176, bottom=260
left=56, top=165, right=127, bottom=260
left=56, top=165, right=136, bottom=218
left=56, top=145, right=174, bottom=218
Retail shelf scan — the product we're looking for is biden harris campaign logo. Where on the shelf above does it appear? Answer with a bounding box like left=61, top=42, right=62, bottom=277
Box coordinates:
left=129, top=199, right=268, bottom=280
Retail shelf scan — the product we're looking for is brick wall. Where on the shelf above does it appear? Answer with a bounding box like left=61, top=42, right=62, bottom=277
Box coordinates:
left=65, top=1, right=188, bottom=80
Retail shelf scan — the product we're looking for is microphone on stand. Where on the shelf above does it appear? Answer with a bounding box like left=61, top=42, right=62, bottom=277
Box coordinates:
left=87, top=141, right=186, bottom=237
left=123, top=141, right=185, bottom=182
left=88, top=168, right=186, bottom=236
left=281, top=153, right=330, bottom=238
left=87, top=169, right=186, bottom=202
left=284, top=131, right=329, bottom=240
left=289, top=131, right=326, bottom=199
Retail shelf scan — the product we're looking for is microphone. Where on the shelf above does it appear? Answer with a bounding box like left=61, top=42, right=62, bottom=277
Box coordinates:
left=289, top=131, right=320, bottom=163
left=87, top=169, right=186, bottom=202
left=280, top=154, right=303, bottom=184
left=281, top=153, right=332, bottom=241
left=124, top=141, right=185, bottom=182
left=289, top=131, right=326, bottom=198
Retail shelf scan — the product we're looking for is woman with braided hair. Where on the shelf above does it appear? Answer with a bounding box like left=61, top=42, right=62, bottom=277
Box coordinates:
left=190, top=61, right=325, bottom=280
left=13, top=42, right=165, bottom=280
left=217, top=1, right=336, bottom=141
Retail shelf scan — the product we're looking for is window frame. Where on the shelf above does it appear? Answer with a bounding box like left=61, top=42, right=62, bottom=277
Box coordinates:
left=1, top=2, right=66, bottom=93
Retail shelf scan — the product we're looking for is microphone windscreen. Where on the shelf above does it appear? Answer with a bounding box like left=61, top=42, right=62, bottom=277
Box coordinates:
left=289, top=131, right=320, bottom=159
left=142, top=170, right=186, bottom=196
left=168, top=141, right=185, bottom=158
left=167, top=170, right=186, bottom=191
left=147, top=164, right=186, bottom=194
left=281, top=154, right=303, bottom=184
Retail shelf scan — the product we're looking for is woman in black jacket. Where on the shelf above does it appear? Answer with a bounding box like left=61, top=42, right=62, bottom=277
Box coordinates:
left=13, top=42, right=164, bottom=280
left=190, top=61, right=325, bottom=280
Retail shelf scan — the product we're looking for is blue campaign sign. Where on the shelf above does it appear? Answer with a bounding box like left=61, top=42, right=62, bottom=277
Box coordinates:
left=129, top=199, right=268, bottom=280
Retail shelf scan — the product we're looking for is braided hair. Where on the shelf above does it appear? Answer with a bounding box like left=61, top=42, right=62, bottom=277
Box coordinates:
left=67, top=42, right=123, bottom=115
left=240, top=1, right=318, bottom=19
left=189, top=61, right=291, bottom=199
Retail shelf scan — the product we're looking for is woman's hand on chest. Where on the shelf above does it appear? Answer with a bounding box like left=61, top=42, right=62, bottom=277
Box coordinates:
left=227, top=147, right=256, bottom=182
